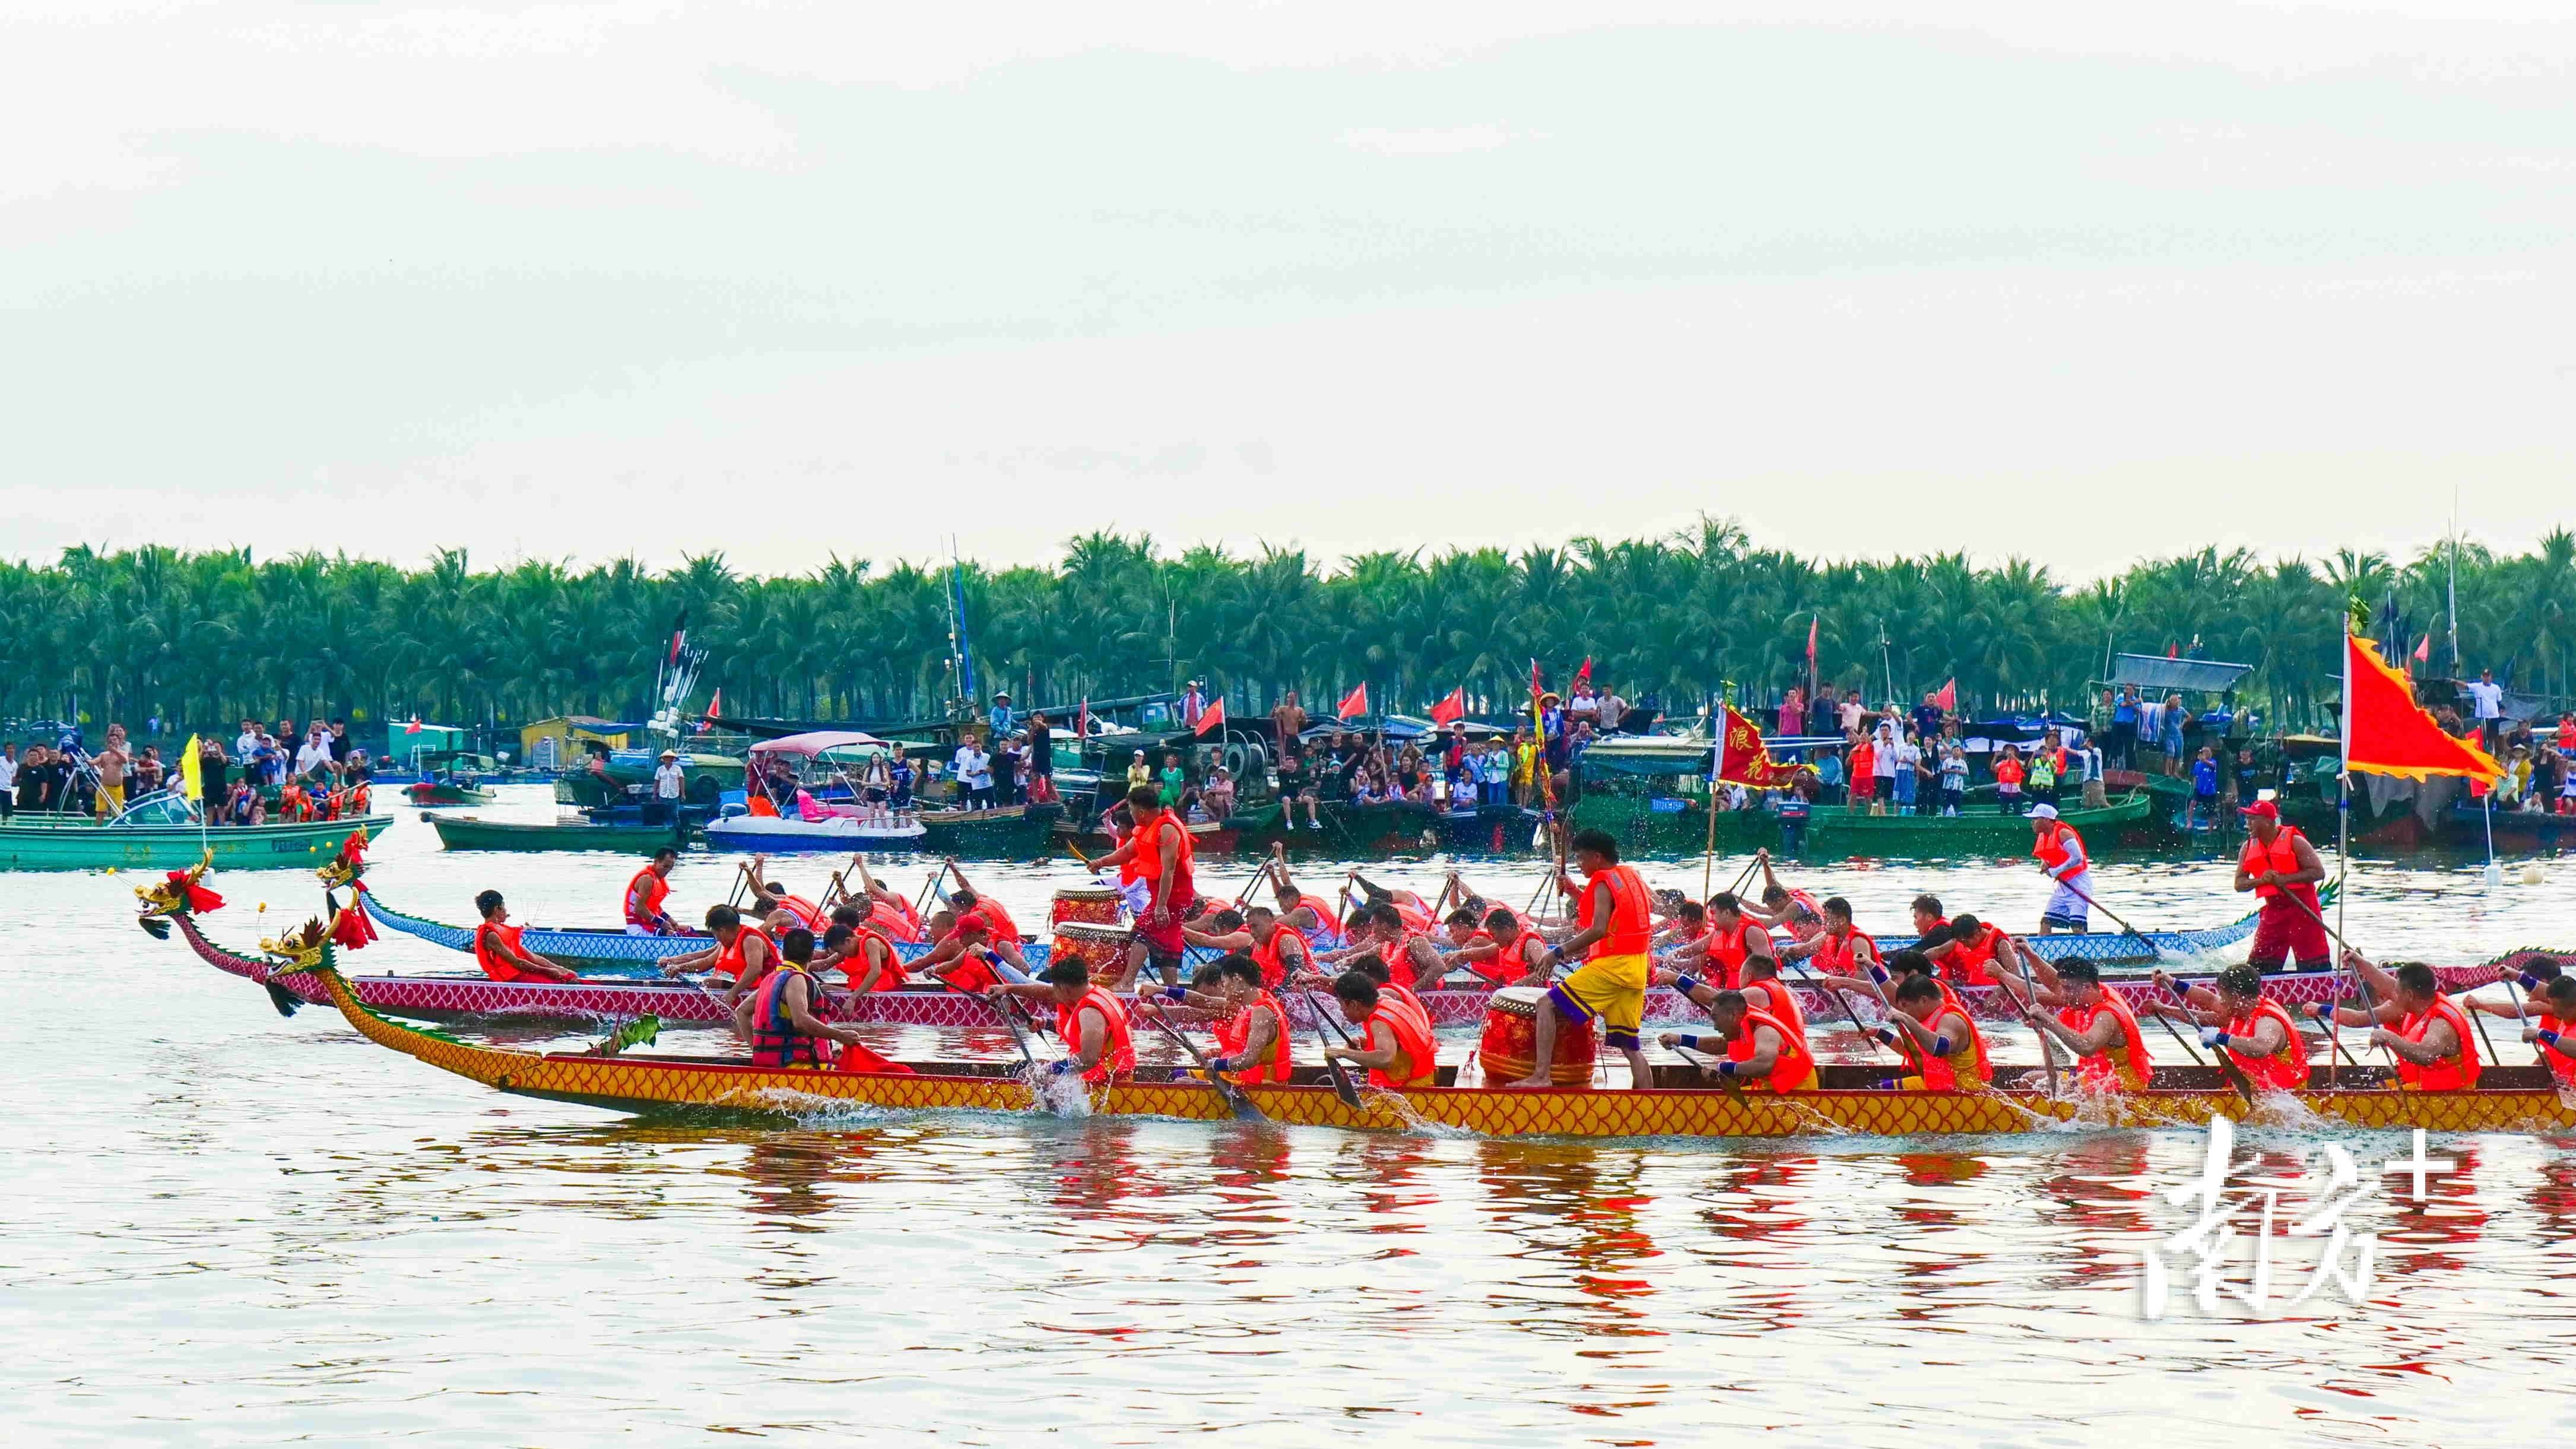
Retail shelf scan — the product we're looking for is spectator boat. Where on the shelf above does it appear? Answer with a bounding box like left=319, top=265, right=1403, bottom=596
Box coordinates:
left=0, top=790, right=390, bottom=872
left=427, top=813, right=696, bottom=853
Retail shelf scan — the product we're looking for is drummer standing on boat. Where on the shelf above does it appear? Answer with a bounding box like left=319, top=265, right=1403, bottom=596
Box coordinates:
left=2234, top=800, right=2329, bottom=971
left=1506, top=828, right=1655, bottom=1092
left=1087, top=784, right=1196, bottom=988
left=2028, top=804, right=2093, bottom=934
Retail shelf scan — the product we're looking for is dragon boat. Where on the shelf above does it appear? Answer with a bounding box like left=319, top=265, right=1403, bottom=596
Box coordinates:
left=175, top=919, right=2576, bottom=1137
left=176, top=884, right=2518, bottom=1032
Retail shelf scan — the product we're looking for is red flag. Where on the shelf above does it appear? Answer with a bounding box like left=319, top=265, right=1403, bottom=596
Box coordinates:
left=2167, top=642, right=2180, bottom=659
left=1805, top=616, right=1818, bottom=675
left=1337, top=683, right=1369, bottom=719
left=1194, top=699, right=1227, bottom=737
left=1932, top=677, right=1956, bottom=713
left=1075, top=697, right=1089, bottom=740
left=1717, top=705, right=1806, bottom=788
left=696, top=688, right=721, bottom=734
left=2412, top=633, right=2431, bottom=665
left=404, top=716, right=421, bottom=735
left=1572, top=657, right=1593, bottom=688
left=1428, top=687, right=1465, bottom=725
left=2345, top=631, right=2501, bottom=782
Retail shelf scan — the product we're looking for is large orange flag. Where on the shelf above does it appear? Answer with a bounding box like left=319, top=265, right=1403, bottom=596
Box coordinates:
left=1716, top=705, right=1807, bottom=788
left=2344, top=631, right=2501, bottom=782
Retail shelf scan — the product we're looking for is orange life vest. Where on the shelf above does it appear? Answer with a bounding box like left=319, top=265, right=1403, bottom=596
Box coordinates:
left=839, top=924, right=905, bottom=991
left=868, top=896, right=925, bottom=943
left=1214, top=991, right=1293, bottom=1085
left=1904, top=1005, right=1993, bottom=1090
left=1703, top=919, right=1767, bottom=990
left=1362, top=1003, right=1438, bottom=1089
left=2393, top=994, right=2479, bottom=1092
left=1728, top=1007, right=1818, bottom=1093
left=1741, top=975, right=1809, bottom=1052
left=1057, top=985, right=1137, bottom=1083
left=2223, top=997, right=2309, bottom=1092
left=625, top=868, right=671, bottom=929
left=962, top=896, right=1019, bottom=944
left=2239, top=827, right=2321, bottom=915
left=1121, top=812, right=1197, bottom=907
left=717, top=926, right=779, bottom=988
left=772, top=893, right=824, bottom=931
left=2537, top=1007, right=2576, bottom=1088
left=472, top=921, right=545, bottom=983
left=2063, top=993, right=2152, bottom=1090
left=1249, top=923, right=1308, bottom=990
left=1941, top=924, right=2003, bottom=986
left=2033, top=822, right=2089, bottom=878
left=1812, top=927, right=1878, bottom=977
left=1578, top=864, right=1653, bottom=957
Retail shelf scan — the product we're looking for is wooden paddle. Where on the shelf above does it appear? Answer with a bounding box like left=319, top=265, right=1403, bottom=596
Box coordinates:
left=1781, top=953, right=1901, bottom=1062
left=1669, top=1042, right=1746, bottom=1101
left=2041, top=868, right=2161, bottom=961
left=1986, top=950, right=2060, bottom=1098
left=1302, top=990, right=1365, bottom=1109
left=2139, top=975, right=2253, bottom=1105
left=1138, top=1006, right=1265, bottom=1123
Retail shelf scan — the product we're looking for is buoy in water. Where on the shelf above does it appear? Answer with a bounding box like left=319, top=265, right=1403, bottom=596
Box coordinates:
left=2524, top=863, right=2548, bottom=886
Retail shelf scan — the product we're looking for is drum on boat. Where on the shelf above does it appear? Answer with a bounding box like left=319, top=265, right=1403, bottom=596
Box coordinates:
left=1477, top=985, right=1597, bottom=1087
left=1050, top=886, right=1124, bottom=928
left=1050, top=922, right=1131, bottom=976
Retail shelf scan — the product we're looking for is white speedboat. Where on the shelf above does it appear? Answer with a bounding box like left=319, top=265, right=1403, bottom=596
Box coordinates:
left=700, top=811, right=927, bottom=852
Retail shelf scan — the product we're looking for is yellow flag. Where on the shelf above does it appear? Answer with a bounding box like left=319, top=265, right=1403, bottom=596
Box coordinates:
left=180, top=734, right=203, bottom=801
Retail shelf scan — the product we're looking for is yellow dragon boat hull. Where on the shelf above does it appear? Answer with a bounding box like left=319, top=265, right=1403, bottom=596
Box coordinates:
left=293, top=961, right=2576, bottom=1138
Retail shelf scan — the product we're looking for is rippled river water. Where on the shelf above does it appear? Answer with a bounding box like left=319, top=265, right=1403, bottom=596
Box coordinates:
left=8, top=787, right=2574, bottom=1444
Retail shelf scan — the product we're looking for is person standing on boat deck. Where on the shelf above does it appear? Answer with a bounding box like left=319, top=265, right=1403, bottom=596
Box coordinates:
left=2027, top=804, right=2093, bottom=934
left=0, top=743, right=15, bottom=821
left=623, top=847, right=681, bottom=935
left=2312, top=952, right=2480, bottom=1090
left=952, top=735, right=992, bottom=810
left=2233, top=800, right=2328, bottom=971
left=648, top=749, right=684, bottom=826
left=2015, top=959, right=2154, bottom=1090
left=1506, top=828, right=1654, bottom=1092
left=1024, top=712, right=1056, bottom=806
left=1088, top=784, right=1197, bottom=990
left=1271, top=689, right=1308, bottom=745
left=988, top=960, right=1136, bottom=1084
left=86, top=724, right=129, bottom=817
left=986, top=691, right=1014, bottom=741
left=471, top=890, right=580, bottom=982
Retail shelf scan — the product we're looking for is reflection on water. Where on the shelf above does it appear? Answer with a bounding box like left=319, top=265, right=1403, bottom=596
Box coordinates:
left=4, top=789, right=2573, bottom=1442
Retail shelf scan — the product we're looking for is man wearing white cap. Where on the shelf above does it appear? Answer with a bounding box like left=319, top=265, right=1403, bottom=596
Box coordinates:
left=2027, top=803, right=2092, bottom=934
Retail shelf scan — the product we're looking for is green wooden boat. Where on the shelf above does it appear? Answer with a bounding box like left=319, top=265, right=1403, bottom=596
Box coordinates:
left=406, top=780, right=499, bottom=807
left=429, top=815, right=692, bottom=853
left=0, top=792, right=392, bottom=873
left=1573, top=785, right=2159, bottom=859
left=913, top=803, right=1064, bottom=859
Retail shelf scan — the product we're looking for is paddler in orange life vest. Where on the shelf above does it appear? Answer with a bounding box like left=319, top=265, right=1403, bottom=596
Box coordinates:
left=1871, top=972, right=1993, bottom=1092
left=2311, top=950, right=2481, bottom=1091
left=1141, top=952, right=1295, bottom=1085
left=1086, top=784, right=1195, bottom=990
left=1663, top=891, right=1774, bottom=991
left=2143, top=962, right=2310, bottom=1093
left=1321, top=968, right=1438, bottom=1089
left=1186, top=906, right=1314, bottom=993
left=1779, top=895, right=1882, bottom=981
left=2026, top=803, right=2095, bottom=935
left=1507, top=828, right=1656, bottom=1092
left=2518, top=974, right=2576, bottom=1088
left=2016, top=958, right=2155, bottom=1090
left=1658, top=984, right=1818, bottom=1092
left=814, top=905, right=909, bottom=993
left=988, top=960, right=1137, bottom=1085
left=732, top=928, right=878, bottom=1068
left=1443, top=906, right=1550, bottom=990
left=656, top=903, right=780, bottom=1006
left=745, top=853, right=826, bottom=933
left=1921, top=912, right=2012, bottom=987
left=1265, top=846, right=1345, bottom=949
left=623, top=847, right=681, bottom=936
left=2233, top=798, right=2330, bottom=970
left=470, top=889, right=579, bottom=982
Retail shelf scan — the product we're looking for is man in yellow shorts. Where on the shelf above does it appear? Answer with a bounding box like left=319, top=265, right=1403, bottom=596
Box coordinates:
left=1508, top=828, right=1654, bottom=1090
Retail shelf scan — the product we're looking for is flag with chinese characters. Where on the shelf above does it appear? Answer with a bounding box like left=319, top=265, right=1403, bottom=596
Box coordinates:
left=2344, top=630, right=2500, bottom=782
left=1714, top=705, right=1808, bottom=788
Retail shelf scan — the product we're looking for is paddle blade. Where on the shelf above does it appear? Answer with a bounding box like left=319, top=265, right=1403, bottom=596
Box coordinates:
left=263, top=983, right=303, bottom=1019
left=1322, top=1058, right=1362, bottom=1109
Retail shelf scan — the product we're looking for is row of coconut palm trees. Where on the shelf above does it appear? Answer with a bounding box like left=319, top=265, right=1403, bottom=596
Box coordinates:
left=5, top=521, right=2572, bottom=738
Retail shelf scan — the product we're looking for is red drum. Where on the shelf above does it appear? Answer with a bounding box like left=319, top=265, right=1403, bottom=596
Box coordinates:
left=1051, top=886, right=1124, bottom=927
left=1050, top=922, right=1131, bottom=976
left=1478, top=985, right=1597, bottom=1087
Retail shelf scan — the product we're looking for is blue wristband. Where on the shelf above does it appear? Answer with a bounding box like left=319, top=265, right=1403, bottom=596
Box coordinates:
left=1047, top=1059, right=1074, bottom=1076
left=2210, top=1031, right=2231, bottom=1048
left=1163, top=985, right=1188, bottom=1003
left=1869, top=963, right=1891, bottom=985
left=1677, top=1033, right=1702, bottom=1051
left=1718, top=1060, right=1737, bottom=1077
left=1930, top=1035, right=1952, bottom=1055
left=2522, top=972, right=2542, bottom=993
left=1674, top=975, right=1703, bottom=997
left=1872, top=1026, right=1898, bottom=1046
left=2542, top=1029, right=2562, bottom=1046
left=1207, top=1054, right=1233, bottom=1072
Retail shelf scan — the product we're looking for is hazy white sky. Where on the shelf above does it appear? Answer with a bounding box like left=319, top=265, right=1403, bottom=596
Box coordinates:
left=5, top=1, right=2571, bottom=579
